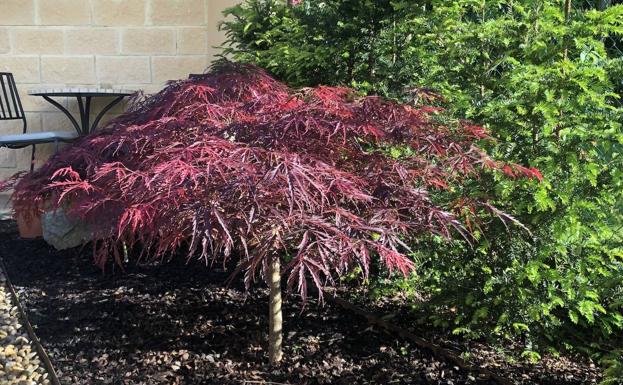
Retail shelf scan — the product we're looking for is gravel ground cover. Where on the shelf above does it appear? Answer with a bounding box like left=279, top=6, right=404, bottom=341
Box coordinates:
left=0, top=265, right=49, bottom=385
left=0, top=220, right=602, bottom=385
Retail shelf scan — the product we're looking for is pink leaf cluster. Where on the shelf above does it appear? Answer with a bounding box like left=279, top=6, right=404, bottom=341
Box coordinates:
left=7, top=62, right=538, bottom=297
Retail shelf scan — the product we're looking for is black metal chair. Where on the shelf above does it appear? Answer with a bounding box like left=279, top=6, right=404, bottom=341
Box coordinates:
left=0, top=72, right=78, bottom=172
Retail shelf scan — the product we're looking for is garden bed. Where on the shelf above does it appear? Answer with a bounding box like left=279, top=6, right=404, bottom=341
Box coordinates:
left=0, top=220, right=601, bottom=385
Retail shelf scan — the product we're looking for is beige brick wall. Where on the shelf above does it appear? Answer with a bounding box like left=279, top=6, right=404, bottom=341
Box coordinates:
left=0, top=0, right=238, bottom=179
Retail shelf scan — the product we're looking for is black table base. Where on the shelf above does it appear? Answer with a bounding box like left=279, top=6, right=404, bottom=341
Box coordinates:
left=41, top=94, right=126, bottom=136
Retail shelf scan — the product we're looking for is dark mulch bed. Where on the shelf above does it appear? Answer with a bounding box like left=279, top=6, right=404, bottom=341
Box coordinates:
left=0, top=220, right=601, bottom=385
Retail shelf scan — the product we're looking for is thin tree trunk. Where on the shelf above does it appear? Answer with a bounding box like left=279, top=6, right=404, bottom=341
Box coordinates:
left=558, top=0, right=572, bottom=141
left=268, top=256, right=283, bottom=365
left=563, top=0, right=572, bottom=61
left=564, top=0, right=572, bottom=18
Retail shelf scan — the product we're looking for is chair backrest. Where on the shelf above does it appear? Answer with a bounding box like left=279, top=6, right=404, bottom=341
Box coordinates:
left=0, top=73, right=26, bottom=123
left=0, top=73, right=27, bottom=133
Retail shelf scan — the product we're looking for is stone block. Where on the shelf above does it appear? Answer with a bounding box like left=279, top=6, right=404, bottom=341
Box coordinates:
left=96, top=56, right=151, bottom=84
left=41, top=112, right=75, bottom=132
left=206, top=0, right=238, bottom=50
left=92, top=0, right=147, bottom=26
left=41, top=56, right=96, bottom=84
left=0, top=56, right=40, bottom=83
left=0, top=29, right=10, bottom=54
left=0, top=149, right=17, bottom=169
left=207, top=31, right=227, bottom=57
left=150, top=0, right=205, bottom=26
left=0, top=0, right=35, bottom=26
left=0, top=119, right=24, bottom=136
left=38, top=0, right=91, bottom=26
left=152, top=55, right=208, bottom=83
left=122, top=28, right=176, bottom=55
left=65, top=28, right=119, bottom=55
left=177, top=27, right=207, bottom=54
left=207, top=0, right=238, bottom=30
left=11, top=28, right=64, bottom=54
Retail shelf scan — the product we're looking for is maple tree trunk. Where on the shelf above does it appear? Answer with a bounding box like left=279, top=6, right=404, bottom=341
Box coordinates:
left=268, top=256, right=283, bottom=365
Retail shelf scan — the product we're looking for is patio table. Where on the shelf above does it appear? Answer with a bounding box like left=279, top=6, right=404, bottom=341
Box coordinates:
left=28, top=88, right=135, bottom=136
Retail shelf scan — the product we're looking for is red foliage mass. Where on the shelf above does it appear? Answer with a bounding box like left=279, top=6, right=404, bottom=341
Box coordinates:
left=5, top=62, right=539, bottom=298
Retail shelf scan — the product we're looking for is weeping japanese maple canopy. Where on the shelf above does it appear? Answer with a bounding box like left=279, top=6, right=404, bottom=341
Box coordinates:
left=8, top=62, right=539, bottom=297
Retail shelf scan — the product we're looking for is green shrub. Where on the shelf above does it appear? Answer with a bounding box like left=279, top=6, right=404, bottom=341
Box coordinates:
left=221, top=0, right=623, bottom=359
left=601, top=350, right=623, bottom=385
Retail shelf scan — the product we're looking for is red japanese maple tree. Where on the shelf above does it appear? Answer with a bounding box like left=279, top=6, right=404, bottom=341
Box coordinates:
left=6, top=62, right=539, bottom=363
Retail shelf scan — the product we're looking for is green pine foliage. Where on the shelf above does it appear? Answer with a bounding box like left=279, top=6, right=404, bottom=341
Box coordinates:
left=221, top=0, right=623, bottom=365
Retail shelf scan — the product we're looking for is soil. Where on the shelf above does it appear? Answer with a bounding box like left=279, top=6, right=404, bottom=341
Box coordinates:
left=0, top=220, right=602, bottom=385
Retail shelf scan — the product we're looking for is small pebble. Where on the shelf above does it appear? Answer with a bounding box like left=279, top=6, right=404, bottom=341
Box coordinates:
left=0, top=267, right=49, bottom=384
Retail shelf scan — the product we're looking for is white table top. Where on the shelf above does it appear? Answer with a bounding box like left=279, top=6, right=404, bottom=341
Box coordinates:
left=28, top=87, right=135, bottom=96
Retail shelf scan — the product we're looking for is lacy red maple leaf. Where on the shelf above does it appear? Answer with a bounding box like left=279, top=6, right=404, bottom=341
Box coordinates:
left=5, top=62, right=539, bottom=297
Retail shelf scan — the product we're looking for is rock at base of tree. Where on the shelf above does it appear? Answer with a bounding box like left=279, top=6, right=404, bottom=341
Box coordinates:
left=42, top=208, right=92, bottom=250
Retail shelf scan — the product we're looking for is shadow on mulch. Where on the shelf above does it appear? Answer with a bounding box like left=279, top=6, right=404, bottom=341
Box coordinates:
left=0, top=220, right=600, bottom=385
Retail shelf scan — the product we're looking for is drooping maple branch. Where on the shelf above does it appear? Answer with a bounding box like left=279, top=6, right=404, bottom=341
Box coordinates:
left=4, top=61, right=539, bottom=300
